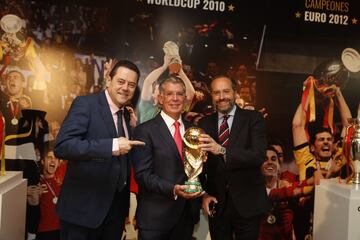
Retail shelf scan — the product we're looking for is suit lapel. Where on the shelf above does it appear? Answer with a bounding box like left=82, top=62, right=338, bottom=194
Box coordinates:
left=183, top=119, right=191, bottom=130
left=155, top=114, right=183, bottom=162
left=228, top=107, right=244, bottom=148
left=98, top=92, right=118, bottom=138
left=208, top=113, right=219, bottom=141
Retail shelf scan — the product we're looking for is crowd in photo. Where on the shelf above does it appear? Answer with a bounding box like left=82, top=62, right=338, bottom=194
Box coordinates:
left=0, top=1, right=358, bottom=240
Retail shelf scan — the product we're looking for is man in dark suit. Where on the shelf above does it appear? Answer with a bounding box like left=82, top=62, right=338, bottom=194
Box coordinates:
left=198, top=76, right=269, bottom=240
left=132, top=76, right=203, bottom=240
left=54, top=60, right=145, bottom=240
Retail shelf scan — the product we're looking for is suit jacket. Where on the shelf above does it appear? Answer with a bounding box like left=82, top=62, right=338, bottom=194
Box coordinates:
left=54, top=91, right=131, bottom=228
left=198, top=107, right=269, bottom=218
left=132, top=114, right=200, bottom=231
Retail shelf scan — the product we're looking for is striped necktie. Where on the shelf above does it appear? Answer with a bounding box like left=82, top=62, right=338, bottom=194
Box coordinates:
left=219, top=115, right=229, bottom=147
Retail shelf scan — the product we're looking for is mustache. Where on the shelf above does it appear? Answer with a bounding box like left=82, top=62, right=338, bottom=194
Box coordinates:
left=216, top=99, right=230, bottom=103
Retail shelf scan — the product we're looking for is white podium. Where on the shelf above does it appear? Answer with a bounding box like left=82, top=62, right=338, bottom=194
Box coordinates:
left=314, top=178, right=360, bottom=240
left=0, top=171, right=27, bottom=240
left=193, top=211, right=211, bottom=240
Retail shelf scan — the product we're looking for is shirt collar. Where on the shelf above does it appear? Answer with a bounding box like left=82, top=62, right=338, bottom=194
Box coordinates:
left=218, top=105, right=236, bottom=120
left=160, top=111, right=183, bottom=129
left=105, top=89, right=124, bottom=115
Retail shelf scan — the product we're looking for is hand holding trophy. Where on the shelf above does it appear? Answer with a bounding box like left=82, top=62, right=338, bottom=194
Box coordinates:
left=302, top=48, right=360, bottom=129
left=163, top=41, right=182, bottom=74
left=183, top=127, right=207, bottom=193
left=312, top=48, right=360, bottom=97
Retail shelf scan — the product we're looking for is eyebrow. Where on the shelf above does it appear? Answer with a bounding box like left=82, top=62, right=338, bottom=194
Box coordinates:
left=117, top=78, right=136, bottom=83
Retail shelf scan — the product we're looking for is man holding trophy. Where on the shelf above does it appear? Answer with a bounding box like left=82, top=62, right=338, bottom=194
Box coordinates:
left=133, top=76, right=203, bottom=240
left=291, top=49, right=355, bottom=239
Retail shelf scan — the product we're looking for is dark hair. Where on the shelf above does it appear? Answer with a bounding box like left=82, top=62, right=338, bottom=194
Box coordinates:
left=210, top=75, right=237, bottom=91
left=42, top=141, right=56, bottom=160
left=309, top=127, right=333, bottom=145
left=159, top=74, right=186, bottom=93
left=109, top=60, right=140, bottom=81
left=266, top=145, right=279, bottom=155
left=7, top=70, right=25, bottom=82
left=268, top=138, right=285, bottom=151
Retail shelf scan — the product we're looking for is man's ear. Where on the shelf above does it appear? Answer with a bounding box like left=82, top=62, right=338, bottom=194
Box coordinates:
left=310, top=145, right=315, bottom=153
left=105, top=78, right=110, bottom=88
left=158, top=94, right=163, bottom=105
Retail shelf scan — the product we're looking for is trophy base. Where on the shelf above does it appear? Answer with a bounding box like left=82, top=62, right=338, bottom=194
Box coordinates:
left=184, top=180, right=202, bottom=193
left=352, top=172, right=360, bottom=185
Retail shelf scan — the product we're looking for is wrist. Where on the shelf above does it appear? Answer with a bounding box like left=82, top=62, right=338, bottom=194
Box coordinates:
left=218, top=145, right=226, bottom=156
left=173, top=185, right=178, bottom=200
left=202, top=192, right=209, bottom=199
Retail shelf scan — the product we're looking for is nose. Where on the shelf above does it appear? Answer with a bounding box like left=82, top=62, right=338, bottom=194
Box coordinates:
left=219, top=91, right=226, bottom=99
left=122, top=82, right=129, bottom=91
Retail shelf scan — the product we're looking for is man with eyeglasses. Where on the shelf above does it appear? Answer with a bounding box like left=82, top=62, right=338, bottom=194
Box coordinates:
left=133, top=76, right=203, bottom=240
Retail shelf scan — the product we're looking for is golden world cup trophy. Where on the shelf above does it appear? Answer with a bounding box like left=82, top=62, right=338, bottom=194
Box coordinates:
left=183, top=127, right=206, bottom=193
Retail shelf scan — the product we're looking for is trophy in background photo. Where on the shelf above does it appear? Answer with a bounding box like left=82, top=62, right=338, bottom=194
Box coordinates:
left=183, top=127, right=206, bottom=193
left=305, top=48, right=360, bottom=126
left=313, top=47, right=360, bottom=92
left=347, top=106, right=360, bottom=184
left=163, top=41, right=182, bottom=74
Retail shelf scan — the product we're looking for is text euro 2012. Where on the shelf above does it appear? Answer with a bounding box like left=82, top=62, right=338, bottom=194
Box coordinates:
left=304, top=11, right=349, bottom=25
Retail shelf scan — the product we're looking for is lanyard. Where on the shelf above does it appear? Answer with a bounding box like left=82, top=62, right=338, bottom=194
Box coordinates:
left=40, top=175, right=58, bottom=204
left=7, top=100, right=19, bottom=125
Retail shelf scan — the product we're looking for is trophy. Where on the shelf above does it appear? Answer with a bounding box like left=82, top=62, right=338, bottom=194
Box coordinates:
left=302, top=48, right=360, bottom=129
left=163, top=41, right=181, bottom=74
left=348, top=110, right=360, bottom=184
left=313, top=48, right=360, bottom=95
left=0, top=14, right=27, bottom=61
left=183, top=127, right=206, bottom=193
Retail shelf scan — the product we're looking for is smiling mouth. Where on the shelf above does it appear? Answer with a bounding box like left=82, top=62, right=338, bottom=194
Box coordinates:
left=218, top=101, right=229, bottom=105
left=265, top=167, right=275, bottom=172
left=169, top=104, right=181, bottom=108
left=321, top=146, right=330, bottom=152
left=264, top=164, right=276, bottom=172
left=118, top=93, right=128, bottom=98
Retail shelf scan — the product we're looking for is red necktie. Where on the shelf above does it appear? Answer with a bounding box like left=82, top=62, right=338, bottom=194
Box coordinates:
left=219, top=115, right=229, bottom=147
left=173, top=120, right=183, bottom=159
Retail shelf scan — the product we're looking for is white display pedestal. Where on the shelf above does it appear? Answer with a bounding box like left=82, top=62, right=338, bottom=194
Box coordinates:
left=314, top=178, right=360, bottom=240
left=193, top=211, right=211, bottom=240
left=0, top=171, right=27, bottom=240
